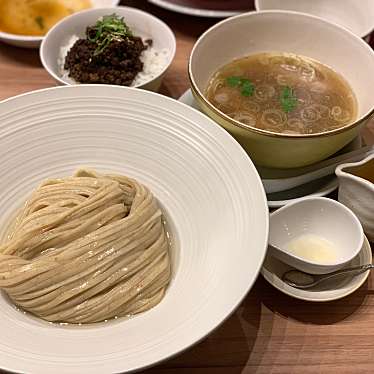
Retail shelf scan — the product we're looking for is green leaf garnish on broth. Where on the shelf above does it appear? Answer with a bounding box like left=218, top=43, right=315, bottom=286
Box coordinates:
left=280, top=86, right=297, bottom=113
left=206, top=53, right=358, bottom=135
left=226, top=76, right=242, bottom=87
left=241, top=79, right=254, bottom=97
left=226, top=76, right=254, bottom=96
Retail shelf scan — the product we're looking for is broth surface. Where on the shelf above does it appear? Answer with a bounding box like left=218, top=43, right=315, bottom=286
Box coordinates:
left=205, top=52, right=358, bottom=135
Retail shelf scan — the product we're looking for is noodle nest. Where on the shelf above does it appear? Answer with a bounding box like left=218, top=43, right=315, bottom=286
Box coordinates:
left=0, top=169, right=170, bottom=324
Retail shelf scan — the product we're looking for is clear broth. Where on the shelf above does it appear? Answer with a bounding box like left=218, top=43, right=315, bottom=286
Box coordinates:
left=205, top=52, right=358, bottom=135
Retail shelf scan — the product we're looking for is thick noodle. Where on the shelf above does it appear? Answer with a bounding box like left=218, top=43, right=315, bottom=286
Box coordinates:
left=0, top=169, right=171, bottom=324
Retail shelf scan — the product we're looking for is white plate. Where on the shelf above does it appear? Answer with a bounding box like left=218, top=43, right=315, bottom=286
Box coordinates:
left=255, top=0, right=374, bottom=39
left=0, top=0, right=120, bottom=48
left=148, top=0, right=250, bottom=18
left=261, top=236, right=372, bottom=302
left=178, top=89, right=361, bottom=208
left=0, top=85, right=268, bottom=374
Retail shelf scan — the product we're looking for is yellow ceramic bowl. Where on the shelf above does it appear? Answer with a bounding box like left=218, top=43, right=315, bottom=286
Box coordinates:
left=189, top=11, right=374, bottom=168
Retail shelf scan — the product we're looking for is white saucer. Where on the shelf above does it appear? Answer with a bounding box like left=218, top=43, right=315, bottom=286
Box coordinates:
left=148, top=0, right=250, bottom=18
left=178, top=89, right=362, bottom=208
left=261, top=236, right=372, bottom=302
left=266, top=176, right=338, bottom=208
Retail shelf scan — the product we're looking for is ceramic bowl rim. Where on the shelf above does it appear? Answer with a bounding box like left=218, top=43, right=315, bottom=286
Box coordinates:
left=0, top=31, right=42, bottom=42
left=188, top=10, right=374, bottom=139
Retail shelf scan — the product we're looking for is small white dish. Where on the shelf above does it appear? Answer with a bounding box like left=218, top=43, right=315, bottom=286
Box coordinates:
left=262, top=235, right=371, bottom=302
left=40, top=6, right=176, bottom=92
left=178, top=89, right=362, bottom=208
left=148, top=0, right=250, bottom=18
left=268, top=197, right=364, bottom=274
left=262, top=146, right=373, bottom=194
left=265, top=136, right=362, bottom=207
left=336, top=153, right=374, bottom=241
left=254, top=0, right=374, bottom=39
left=0, top=0, right=120, bottom=49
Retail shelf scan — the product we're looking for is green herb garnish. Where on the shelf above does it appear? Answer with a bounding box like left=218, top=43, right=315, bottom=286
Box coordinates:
left=227, top=76, right=242, bottom=87
left=226, top=76, right=254, bottom=97
left=35, top=16, right=44, bottom=30
left=87, top=14, right=133, bottom=56
left=280, top=86, right=297, bottom=113
left=241, top=79, right=255, bottom=97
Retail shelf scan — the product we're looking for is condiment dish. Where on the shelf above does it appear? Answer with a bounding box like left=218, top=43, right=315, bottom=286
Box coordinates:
left=0, top=0, right=120, bottom=48
left=261, top=235, right=371, bottom=302
left=40, top=6, right=176, bottom=91
left=268, top=197, right=364, bottom=274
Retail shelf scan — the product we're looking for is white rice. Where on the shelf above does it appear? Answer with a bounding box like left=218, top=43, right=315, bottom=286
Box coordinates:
left=58, top=34, right=170, bottom=86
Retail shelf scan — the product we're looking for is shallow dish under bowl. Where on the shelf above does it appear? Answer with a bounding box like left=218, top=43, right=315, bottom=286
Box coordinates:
left=0, top=85, right=268, bottom=374
left=189, top=11, right=374, bottom=168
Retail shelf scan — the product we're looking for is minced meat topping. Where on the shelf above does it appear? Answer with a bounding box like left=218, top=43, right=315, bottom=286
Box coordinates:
left=64, top=14, right=148, bottom=86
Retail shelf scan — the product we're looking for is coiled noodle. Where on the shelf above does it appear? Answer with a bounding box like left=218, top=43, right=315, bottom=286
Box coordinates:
left=0, top=169, right=171, bottom=324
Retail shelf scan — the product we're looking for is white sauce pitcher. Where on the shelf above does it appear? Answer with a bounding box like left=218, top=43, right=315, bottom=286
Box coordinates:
left=336, top=153, right=374, bottom=241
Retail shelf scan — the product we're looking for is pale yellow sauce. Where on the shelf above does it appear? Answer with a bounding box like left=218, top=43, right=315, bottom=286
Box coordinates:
left=0, top=0, right=92, bottom=36
left=287, top=234, right=338, bottom=264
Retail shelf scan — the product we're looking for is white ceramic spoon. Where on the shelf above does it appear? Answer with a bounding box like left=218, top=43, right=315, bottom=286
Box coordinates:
left=263, top=145, right=374, bottom=194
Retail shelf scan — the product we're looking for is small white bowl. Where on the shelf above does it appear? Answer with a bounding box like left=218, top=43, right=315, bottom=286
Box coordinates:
left=40, top=6, right=176, bottom=92
left=255, top=0, right=374, bottom=39
left=0, top=0, right=120, bottom=49
left=268, top=197, right=364, bottom=274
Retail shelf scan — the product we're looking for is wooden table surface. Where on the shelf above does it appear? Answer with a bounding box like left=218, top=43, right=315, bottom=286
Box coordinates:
left=1, top=1, right=374, bottom=373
